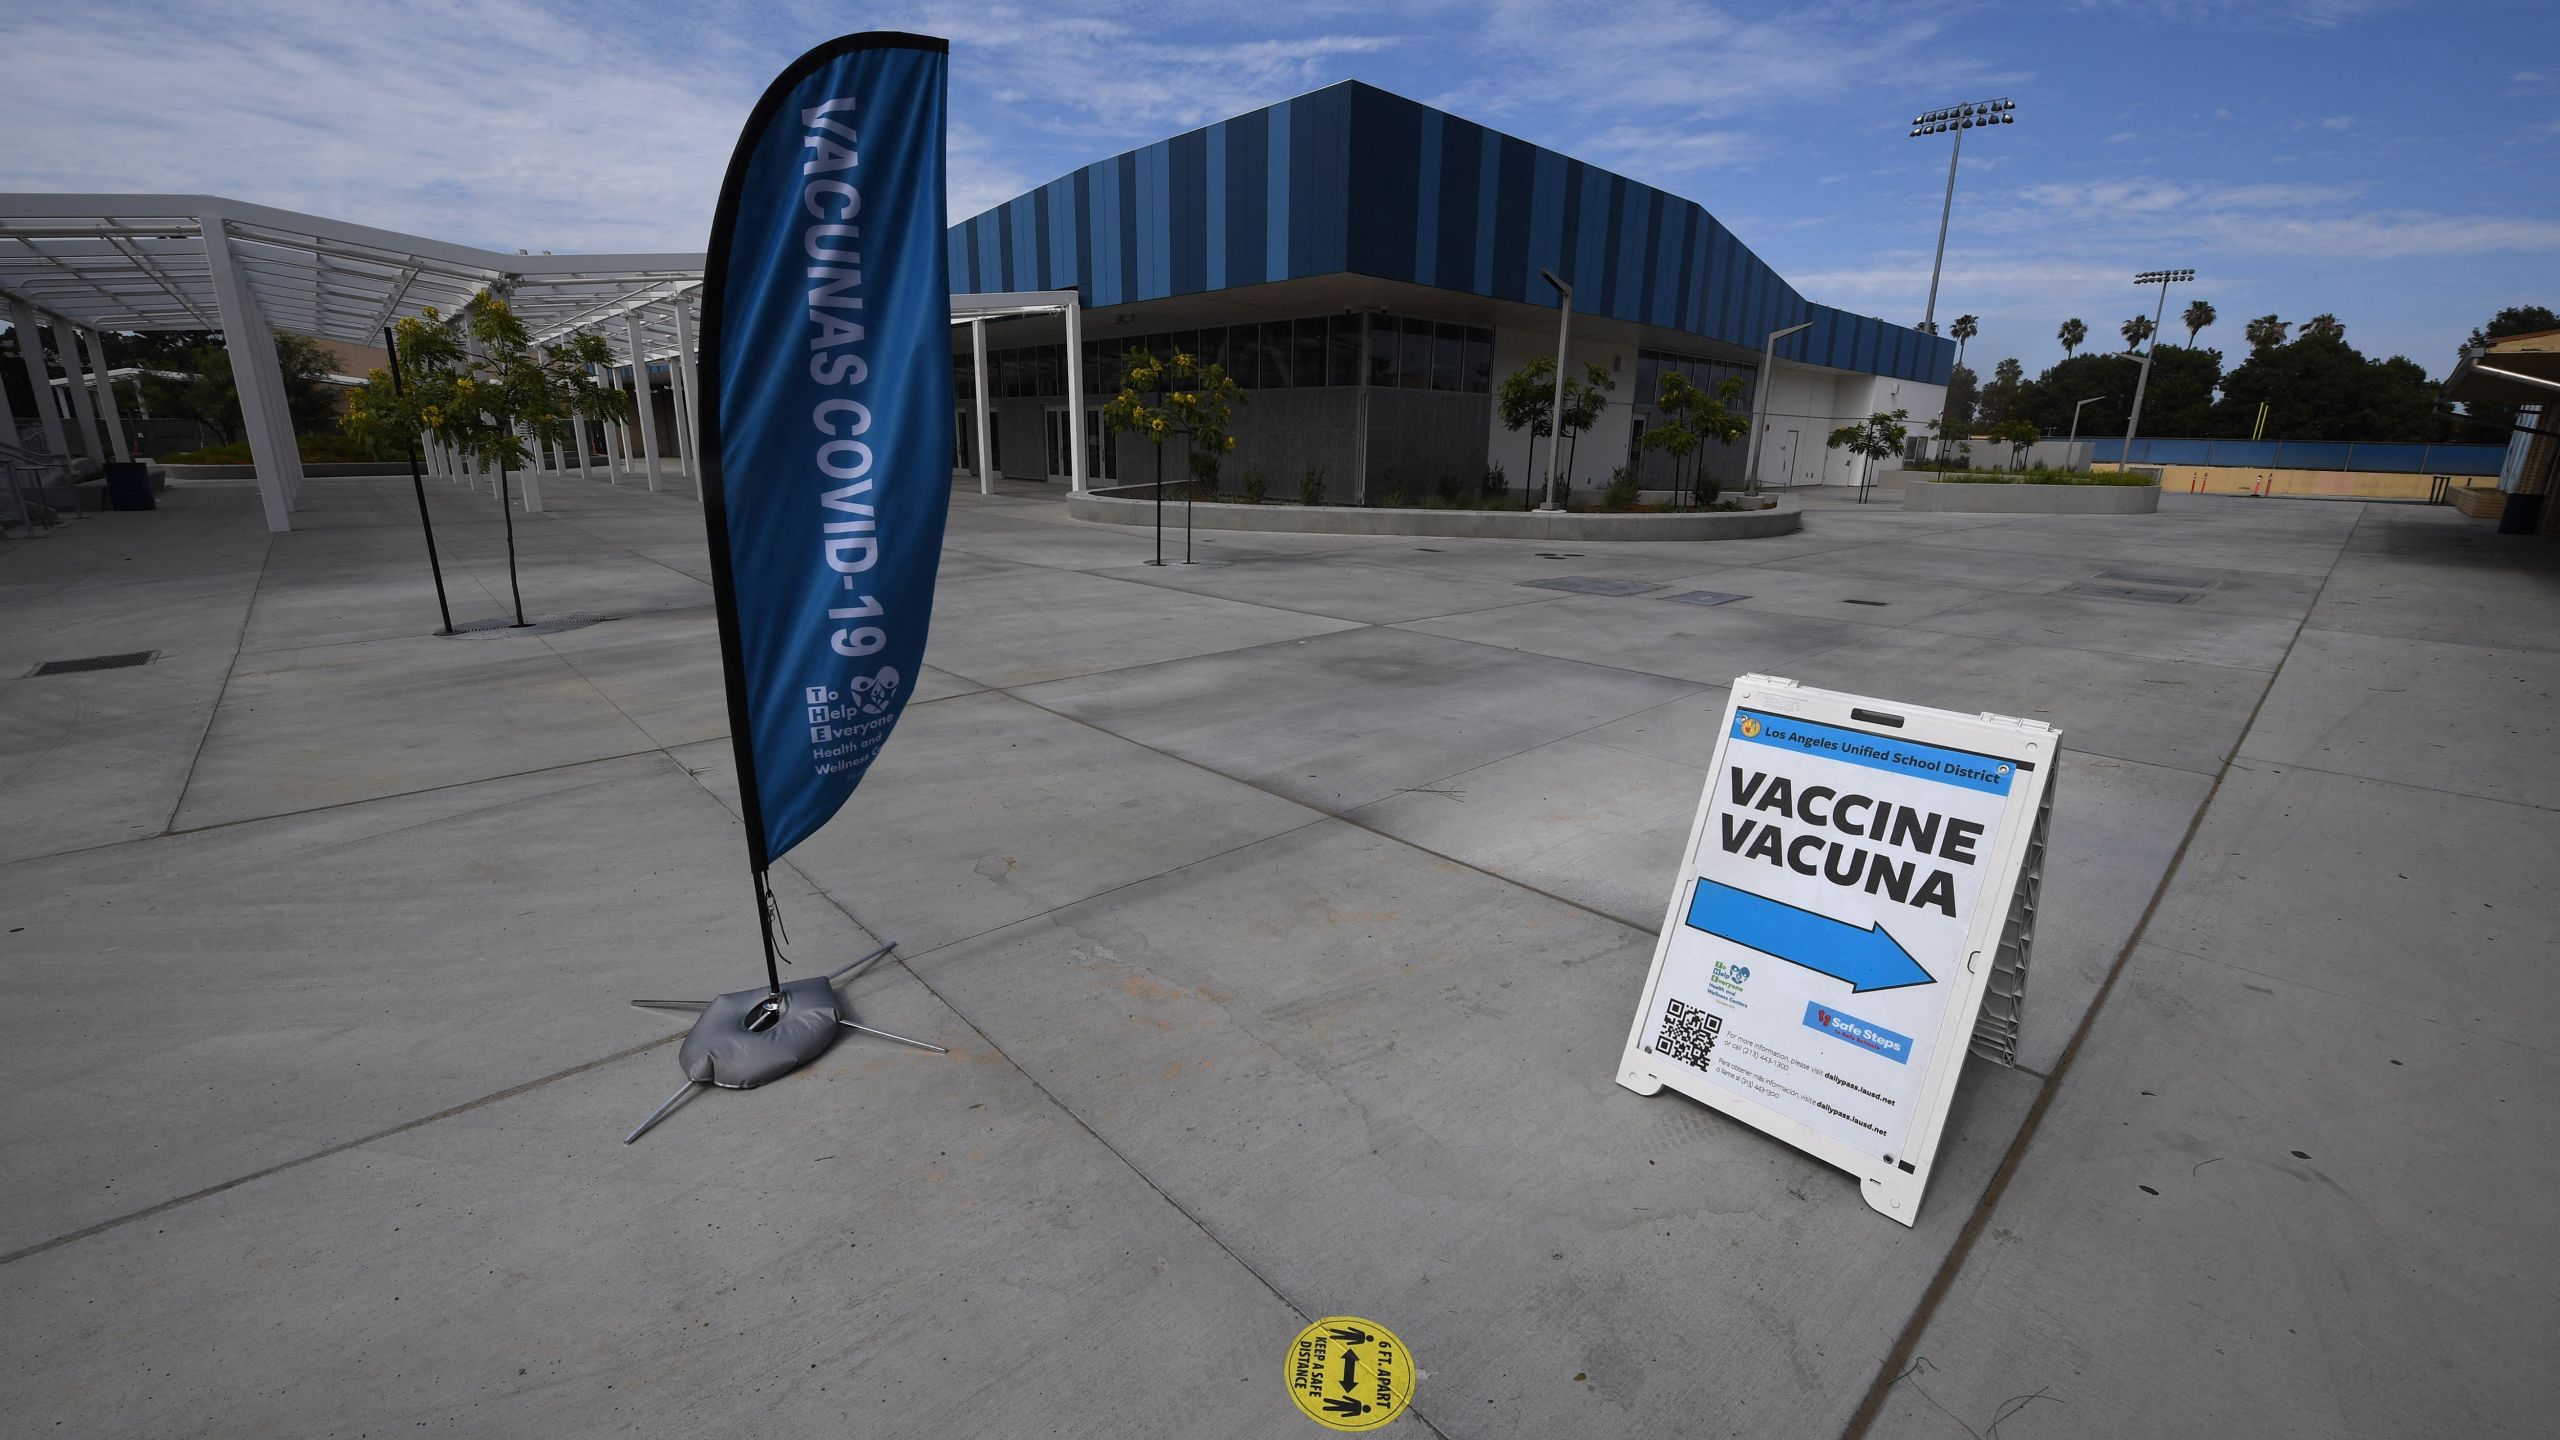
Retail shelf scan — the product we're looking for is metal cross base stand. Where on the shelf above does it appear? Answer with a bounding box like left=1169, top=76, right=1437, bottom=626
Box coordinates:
left=622, top=940, right=947, bottom=1143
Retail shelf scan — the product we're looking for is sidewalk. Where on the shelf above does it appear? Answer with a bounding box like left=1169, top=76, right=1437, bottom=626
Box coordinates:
left=1, top=474, right=2549, bottom=1437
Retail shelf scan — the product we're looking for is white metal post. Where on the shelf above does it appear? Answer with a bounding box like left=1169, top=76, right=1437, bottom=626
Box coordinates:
left=1921, top=124, right=1962, bottom=335
left=8, top=296, right=71, bottom=461
left=1741, top=321, right=1814, bottom=493
left=970, top=317, right=993, bottom=495
left=670, top=298, right=703, bottom=497
left=664, top=332, right=695, bottom=488
left=54, top=317, right=103, bottom=460
left=197, top=218, right=294, bottom=531
left=244, top=307, right=305, bottom=509
left=625, top=316, right=664, bottom=491
left=1064, top=296, right=1088, bottom=493
left=2123, top=275, right=2183, bottom=456
left=599, top=367, right=626, bottom=483
left=80, top=327, right=133, bottom=461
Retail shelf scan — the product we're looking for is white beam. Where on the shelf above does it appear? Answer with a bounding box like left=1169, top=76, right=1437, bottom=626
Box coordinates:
left=52, top=316, right=101, bottom=459
left=79, top=326, right=132, bottom=461
left=625, top=315, right=663, bottom=491
left=669, top=298, right=702, bottom=499
left=7, top=294, right=71, bottom=459
left=197, top=219, right=292, bottom=531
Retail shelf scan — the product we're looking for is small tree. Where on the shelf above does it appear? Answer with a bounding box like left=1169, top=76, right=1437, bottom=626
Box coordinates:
left=1642, top=371, right=1748, bottom=507
left=2057, top=317, right=2087, bottom=358
left=343, top=294, right=627, bottom=625
left=1100, top=349, right=1243, bottom=562
left=1825, top=408, right=1908, bottom=504
left=1498, top=356, right=1613, bottom=506
left=1986, top=417, right=2040, bottom=470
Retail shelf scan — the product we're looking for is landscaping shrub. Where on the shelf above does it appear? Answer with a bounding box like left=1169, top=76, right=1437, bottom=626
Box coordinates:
left=1377, top=469, right=1407, bottom=507
left=1480, top=462, right=1508, bottom=501
left=1434, top=472, right=1463, bottom=507
left=1299, top=464, right=1328, bottom=506
left=1242, top=469, right=1268, bottom=504
left=1604, top=463, right=1642, bottom=511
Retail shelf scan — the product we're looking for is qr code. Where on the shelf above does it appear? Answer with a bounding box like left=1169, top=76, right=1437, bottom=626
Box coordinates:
left=1656, top=997, right=1721, bottom=1070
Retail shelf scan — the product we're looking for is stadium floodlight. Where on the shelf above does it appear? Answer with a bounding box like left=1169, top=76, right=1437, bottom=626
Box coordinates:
left=1908, top=97, right=2018, bottom=335
left=2123, top=268, right=2196, bottom=456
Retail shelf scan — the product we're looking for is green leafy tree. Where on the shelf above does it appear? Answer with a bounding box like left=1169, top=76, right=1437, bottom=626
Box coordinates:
left=1641, top=371, right=1748, bottom=506
left=134, top=331, right=343, bottom=444
left=2209, top=329, right=2443, bottom=442
left=2121, top=315, right=2155, bottom=353
left=2182, top=299, right=2217, bottom=347
left=341, top=293, right=629, bottom=624
left=1825, top=408, right=1908, bottom=499
left=1977, top=356, right=2025, bottom=427
left=1986, top=416, right=2041, bottom=470
left=1100, top=347, right=1245, bottom=499
left=2467, top=305, right=2556, bottom=348
left=2012, top=353, right=2138, bottom=438
left=2244, top=314, right=2289, bottom=352
left=2057, top=317, right=2086, bottom=357
left=1939, top=362, right=1979, bottom=441
left=1498, top=356, right=1613, bottom=505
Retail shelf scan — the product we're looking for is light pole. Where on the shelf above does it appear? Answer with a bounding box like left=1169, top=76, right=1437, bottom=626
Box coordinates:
left=1741, top=320, right=1815, bottom=493
left=2067, top=393, right=2106, bottom=469
left=1909, top=98, right=2016, bottom=335
left=1538, top=266, right=1572, bottom=512
left=2122, top=268, right=2194, bottom=462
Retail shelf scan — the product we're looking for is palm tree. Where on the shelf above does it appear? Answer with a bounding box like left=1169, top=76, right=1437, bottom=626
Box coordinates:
left=2244, top=314, right=2288, bottom=351
left=2121, top=315, right=2155, bottom=353
left=2181, top=299, right=2216, bottom=347
left=1938, top=315, right=1979, bottom=462
left=2057, top=317, right=2086, bottom=357
left=2300, top=313, right=2345, bottom=342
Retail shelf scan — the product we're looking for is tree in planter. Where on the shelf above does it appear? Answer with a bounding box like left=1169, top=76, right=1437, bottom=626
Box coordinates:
left=1986, top=417, right=2041, bottom=470
left=1641, top=371, right=1748, bottom=507
left=1497, top=356, right=1612, bottom=508
left=1824, top=409, right=1908, bottom=504
left=343, top=294, right=628, bottom=626
left=1099, top=349, right=1242, bottom=565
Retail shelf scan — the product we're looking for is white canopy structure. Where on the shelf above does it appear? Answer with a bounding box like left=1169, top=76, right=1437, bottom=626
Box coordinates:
left=0, top=194, right=704, bottom=531
left=3, top=194, right=1092, bottom=531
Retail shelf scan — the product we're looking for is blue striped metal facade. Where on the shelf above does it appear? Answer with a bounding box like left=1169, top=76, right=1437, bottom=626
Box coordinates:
left=947, top=82, right=1950, bottom=386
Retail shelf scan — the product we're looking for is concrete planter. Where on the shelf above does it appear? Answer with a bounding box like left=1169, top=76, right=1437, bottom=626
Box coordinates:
left=1902, top=479, right=2160, bottom=514
left=1069, top=486, right=1799, bottom=541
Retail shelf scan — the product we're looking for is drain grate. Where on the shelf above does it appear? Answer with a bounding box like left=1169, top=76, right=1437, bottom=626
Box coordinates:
left=28, top=651, right=157, bottom=677
left=1520, top=575, right=1664, bottom=596
left=1663, top=590, right=1749, bottom=606
left=1842, top=598, right=1890, bottom=607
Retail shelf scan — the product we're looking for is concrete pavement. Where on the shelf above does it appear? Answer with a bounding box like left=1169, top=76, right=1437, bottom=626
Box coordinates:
left=1, top=471, right=2550, bottom=1438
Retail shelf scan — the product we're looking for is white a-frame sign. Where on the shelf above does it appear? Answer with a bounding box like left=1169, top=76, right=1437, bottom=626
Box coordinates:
left=1616, top=676, right=2057, bottom=1226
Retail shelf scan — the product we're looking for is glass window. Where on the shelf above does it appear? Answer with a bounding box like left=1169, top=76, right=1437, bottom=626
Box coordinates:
left=1464, top=328, right=1493, bottom=393
left=1326, top=315, right=1362, bottom=387
left=1398, top=321, right=1432, bottom=389
left=1293, top=317, right=1326, bottom=388
left=1258, top=320, right=1290, bottom=388
left=1365, top=316, right=1396, bottom=387
left=1635, top=354, right=1660, bottom=406
left=1195, top=325, right=1226, bottom=375
left=1432, top=322, right=1463, bottom=392
left=1225, top=325, right=1255, bottom=388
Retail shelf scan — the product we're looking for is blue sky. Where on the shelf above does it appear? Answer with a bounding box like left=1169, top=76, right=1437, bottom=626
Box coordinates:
left=2, top=0, right=2553, bottom=376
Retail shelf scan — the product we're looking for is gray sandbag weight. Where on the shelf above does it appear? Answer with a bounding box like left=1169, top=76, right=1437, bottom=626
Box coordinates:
left=678, top=976, right=842, bottom=1087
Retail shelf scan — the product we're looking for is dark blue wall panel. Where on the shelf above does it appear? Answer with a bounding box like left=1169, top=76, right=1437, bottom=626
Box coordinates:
left=943, top=81, right=1950, bottom=383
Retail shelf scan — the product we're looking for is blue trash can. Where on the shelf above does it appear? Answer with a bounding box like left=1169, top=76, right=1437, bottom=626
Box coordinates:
left=103, top=461, right=155, bottom=511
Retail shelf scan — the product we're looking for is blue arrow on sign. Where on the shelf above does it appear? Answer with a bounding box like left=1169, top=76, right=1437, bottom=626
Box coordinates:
left=1685, top=878, right=1935, bottom=993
